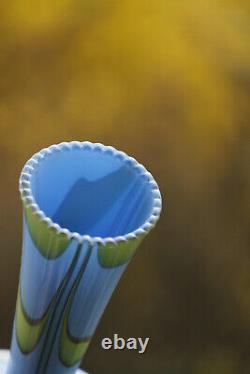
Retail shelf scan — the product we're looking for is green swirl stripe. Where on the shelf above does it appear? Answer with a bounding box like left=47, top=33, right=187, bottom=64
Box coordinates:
left=16, top=288, right=53, bottom=354
left=25, top=205, right=71, bottom=259
left=59, top=310, right=90, bottom=367
left=16, top=247, right=81, bottom=355
left=97, top=235, right=144, bottom=268
left=59, top=247, right=92, bottom=367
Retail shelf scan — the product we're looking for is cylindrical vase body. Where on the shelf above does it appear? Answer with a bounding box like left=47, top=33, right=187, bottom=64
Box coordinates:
left=7, top=142, right=161, bottom=374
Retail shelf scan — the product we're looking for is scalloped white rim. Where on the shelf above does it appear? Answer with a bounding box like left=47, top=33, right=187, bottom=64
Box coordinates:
left=19, top=141, right=162, bottom=246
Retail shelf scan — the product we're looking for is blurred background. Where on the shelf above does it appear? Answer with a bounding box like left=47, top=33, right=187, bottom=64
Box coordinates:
left=0, top=1, right=249, bottom=373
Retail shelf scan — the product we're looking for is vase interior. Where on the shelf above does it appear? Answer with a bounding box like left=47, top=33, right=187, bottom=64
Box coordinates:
left=30, top=147, right=154, bottom=237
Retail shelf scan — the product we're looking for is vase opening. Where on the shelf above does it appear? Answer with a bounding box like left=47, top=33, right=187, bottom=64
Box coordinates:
left=29, top=144, right=156, bottom=238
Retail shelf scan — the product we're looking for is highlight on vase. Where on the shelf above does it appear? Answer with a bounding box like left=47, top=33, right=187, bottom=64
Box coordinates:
left=7, top=141, right=162, bottom=374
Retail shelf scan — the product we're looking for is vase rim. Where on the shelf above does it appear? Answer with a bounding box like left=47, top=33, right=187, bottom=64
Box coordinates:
left=19, top=141, right=162, bottom=246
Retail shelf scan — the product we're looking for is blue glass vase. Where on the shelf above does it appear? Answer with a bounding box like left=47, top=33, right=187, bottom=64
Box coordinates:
left=7, top=141, right=162, bottom=374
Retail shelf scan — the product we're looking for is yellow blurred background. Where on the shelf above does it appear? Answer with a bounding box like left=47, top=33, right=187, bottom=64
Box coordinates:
left=0, top=1, right=249, bottom=373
